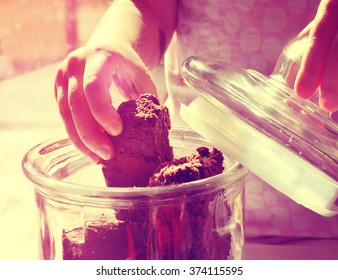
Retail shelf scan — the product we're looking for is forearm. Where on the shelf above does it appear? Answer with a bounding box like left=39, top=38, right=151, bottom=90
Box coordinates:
left=87, top=0, right=178, bottom=71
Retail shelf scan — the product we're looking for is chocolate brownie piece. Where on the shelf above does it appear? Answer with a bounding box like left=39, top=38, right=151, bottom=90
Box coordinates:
left=101, top=94, right=174, bottom=187
left=147, top=147, right=231, bottom=259
left=62, top=221, right=131, bottom=260
left=115, top=207, right=149, bottom=260
left=147, top=198, right=231, bottom=260
left=62, top=227, right=84, bottom=260
left=149, top=147, right=224, bottom=186
left=184, top=192, right=232, bottom=260
left=62, top=147, right=232, bottom=260
left=83, top=221, right=129, bottom=260
left=61, top=100, right=234, bottom=259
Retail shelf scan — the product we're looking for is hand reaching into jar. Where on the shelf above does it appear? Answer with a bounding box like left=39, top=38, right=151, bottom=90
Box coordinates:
left=54, top=45, right=157, bottom=162
left=54, top=0, right=177, bottom=162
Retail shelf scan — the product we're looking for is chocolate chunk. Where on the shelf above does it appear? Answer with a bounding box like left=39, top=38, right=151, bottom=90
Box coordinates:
left=101, top=94, right=173, bottom=187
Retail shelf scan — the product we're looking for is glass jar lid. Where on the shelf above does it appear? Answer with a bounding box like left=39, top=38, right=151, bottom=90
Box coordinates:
left=180, top=56, right=338, bottom=217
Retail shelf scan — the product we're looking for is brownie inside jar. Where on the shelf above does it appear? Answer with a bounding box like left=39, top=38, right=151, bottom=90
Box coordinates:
left=62, top=94, right=232, bottom=260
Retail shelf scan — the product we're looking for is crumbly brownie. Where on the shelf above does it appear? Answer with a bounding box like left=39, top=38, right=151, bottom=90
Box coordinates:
left=62, top=221, right=129, bottom=260
left=62, top=97, right=233, bottom=260
left=83, top=221, right=129, bottom=260
left=184, top=192, right=232, bottom=260
left=62, top=210, right=151, bottom=260
left=147, top=147, right=231, bottom=260
left=101, top=94, right=174, bottom=187
left=62, top=227, right=84, bottom=260
left=149, top=147, right=224, bottom=186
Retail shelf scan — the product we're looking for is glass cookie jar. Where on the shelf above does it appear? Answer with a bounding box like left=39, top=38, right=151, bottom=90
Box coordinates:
left=22, top=127, right=248, bottom=260
left=180, top=41, right=338, bottom=217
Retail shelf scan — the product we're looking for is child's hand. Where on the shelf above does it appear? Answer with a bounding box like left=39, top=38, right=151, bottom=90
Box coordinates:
left=295, top=0, right=338, bottom=112
left=54, top=45, right=157, bottom=162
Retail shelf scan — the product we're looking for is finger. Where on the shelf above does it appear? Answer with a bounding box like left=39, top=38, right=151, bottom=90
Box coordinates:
left=83, top=49, right=157, bottom=137
left=295, top=0, right=338, bottom=99
left=59, top=95, right=101, bottom=162
left=319, top=35, right=338, bottom=111
left=54, top=66, right=100, bottom=162
left=54, top=60, right=70, bottom=101
left=67, top=71, right=116, bottom=161
left=83, top=50, right=123, bottom=137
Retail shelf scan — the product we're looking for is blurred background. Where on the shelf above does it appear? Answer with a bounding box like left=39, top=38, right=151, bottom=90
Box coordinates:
left=0, top=0, right=111, bottom=259
left=0, top=0, right=109, bottom=80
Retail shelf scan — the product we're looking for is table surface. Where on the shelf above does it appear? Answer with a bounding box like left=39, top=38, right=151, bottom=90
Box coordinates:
left=0, top=64, right=337, bottom=260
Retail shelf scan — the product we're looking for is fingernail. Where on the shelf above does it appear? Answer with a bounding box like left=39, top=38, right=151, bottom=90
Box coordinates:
left=95, top=146, right=112, bottom=160
left=107, top=122, right=123, bottom=136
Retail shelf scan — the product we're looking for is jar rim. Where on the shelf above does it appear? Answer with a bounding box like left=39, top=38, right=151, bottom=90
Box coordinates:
left=22, top=127, right=249, bottom=201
